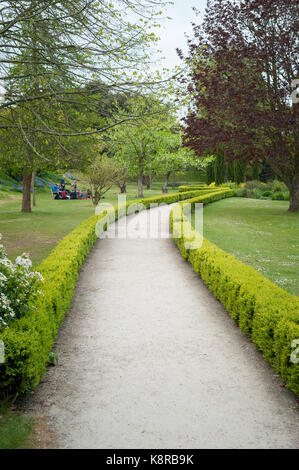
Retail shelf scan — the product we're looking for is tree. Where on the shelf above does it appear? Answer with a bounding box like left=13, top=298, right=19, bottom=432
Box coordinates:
left=233, top=160, right=246, bottom=185
left=177, top=0, right=299, bottom=211
left=252, top=165, right=260, bottom=181
left=214, top=154, right=225, bottom=185
left=85, top=156, right=121, bottom=206
left=104, top=96, right=177, bottom=198
left=0, top=0, right=169, bottom=211
left=156, top=146, right=198, bottom=191
left=0, top=102, right=100, bottom=211
left=226, top=161, right=235, bottom=182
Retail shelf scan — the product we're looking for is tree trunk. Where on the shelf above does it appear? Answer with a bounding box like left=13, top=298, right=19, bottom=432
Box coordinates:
left=148, top=173, right=155, bottom=190
left=31, top=170, right=37, bottom=207
left=137, top=172, right=143, bottom=198
left=93, top=191, right=101, bottom=206
left=143, top=175, right=151, bottom=190
left=288, top=173, right=299, bottom=212
left=22, top=167, right=32, bottom=213
left=165, top=171, right=171, bottom=188
left=120, top=182, right=126, bottom=193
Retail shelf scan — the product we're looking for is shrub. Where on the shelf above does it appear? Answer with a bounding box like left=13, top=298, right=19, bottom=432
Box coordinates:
left=272, top=180, right=288, bottom=193
left=178, top=185, right=208, bottom=192
left=272, top=192, right=285, bottom=200
left=0, top=236, right=44, bottom=329
left=261, top=190, right=273, bottom=197
left=245, top=188, right=261, bottom=199
left=243, top=180, right=260, bottom=190
left=0, top=188, right=213, bottom=398
left=244, top=179, right=288, bottom=194
left=170, top=202, right=299, bottom=397
left=221, top=182, right=239, bottom=189
left=234, top=188, right=246, bottom=197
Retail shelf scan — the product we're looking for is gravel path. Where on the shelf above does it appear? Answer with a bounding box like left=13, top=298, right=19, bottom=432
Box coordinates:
left=25, top=205, right=299, bottom=449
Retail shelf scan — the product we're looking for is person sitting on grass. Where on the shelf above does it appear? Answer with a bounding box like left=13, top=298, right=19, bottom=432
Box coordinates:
left=61, top=189, right=69, bottom=199
left=52, top=183, right=59, bottom=194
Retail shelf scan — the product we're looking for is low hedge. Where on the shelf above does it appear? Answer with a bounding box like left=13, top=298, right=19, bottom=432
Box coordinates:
left=0, top=188, right=213, bottom=398
left=178, top=185, right=231, bottom=193
left=170, top=193, right=299, bottom=397
left=178, top=185, right=216, bottom=192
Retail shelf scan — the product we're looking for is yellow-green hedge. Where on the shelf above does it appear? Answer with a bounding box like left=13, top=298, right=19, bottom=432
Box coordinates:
left=170, top=194, right=299, bottom=396
left=178, top=185, right=224, bottom=192
left=0, top=189, right=213, bottom=397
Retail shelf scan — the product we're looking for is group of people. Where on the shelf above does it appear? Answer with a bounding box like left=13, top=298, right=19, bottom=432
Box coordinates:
left=52, top=177, right=78, bottom=200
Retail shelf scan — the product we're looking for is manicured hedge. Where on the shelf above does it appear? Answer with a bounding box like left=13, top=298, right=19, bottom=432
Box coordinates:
left=0, top=188, right=210, bottom=398
left=178, top=185, right=217, bottom=192
left=170, top=193, right=299, bottom=397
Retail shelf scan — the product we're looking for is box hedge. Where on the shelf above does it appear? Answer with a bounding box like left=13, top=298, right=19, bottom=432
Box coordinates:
left=170, top=193, right=299, bottom=397
left=2, top=186, right=297, bottom=398
left=0, top=189, right=210, bottom=398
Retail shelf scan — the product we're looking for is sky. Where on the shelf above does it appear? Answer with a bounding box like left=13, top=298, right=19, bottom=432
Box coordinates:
left=154, top=0, right=208, bottom=71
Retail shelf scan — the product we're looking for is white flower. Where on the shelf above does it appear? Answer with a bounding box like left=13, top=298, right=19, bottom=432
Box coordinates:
left=35, top=272, right=44, bottom=282
left=0, top=272, right=7, bottom=282
left=0, top=236, right=38, bottom=329
left=15, top=255, right=32, bottom=269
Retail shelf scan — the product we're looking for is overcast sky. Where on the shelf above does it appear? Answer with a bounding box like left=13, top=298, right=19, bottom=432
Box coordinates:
left=154, top=0, right=207, bottom=70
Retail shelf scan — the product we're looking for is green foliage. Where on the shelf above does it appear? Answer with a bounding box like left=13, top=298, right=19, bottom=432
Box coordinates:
left=272, top=192, right=285, bottom=201
left=233, top=188, right=246, bottom=197
left=103, top=95, right=198, bottom=194
left=178, top=185, right=229, bottom=193
left=0, top=238, right=44, bottom=328
left=0, top=214, right=99, bottom=397
left=170, top=195, right=299, bottom=397
left=252, top=165, right=260, bottom=181
left=272, top=180, right=288, bottom=192
left=84, top=155, right=121, bottom=206
left=214, top=154, right=225, bottom=185
left=206, top=162, right=215, bottom=185
left=237, top=180, right=290, bottom=200
left=233, top=160, right=246, bottom=184
left=0, top=188, right=206, bottom=398
left=226, top=161, right=235, bottom=182
left=261, top=190, right=273, bottom=197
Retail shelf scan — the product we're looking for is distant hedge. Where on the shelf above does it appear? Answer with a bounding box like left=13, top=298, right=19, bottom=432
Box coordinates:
left=177, top=185, right=230, bottom=193
left=170, top=194, right=299, bottom=397
left=0, top=188, right=215, bottom=398
left=178, top=185, right=208, bottom=192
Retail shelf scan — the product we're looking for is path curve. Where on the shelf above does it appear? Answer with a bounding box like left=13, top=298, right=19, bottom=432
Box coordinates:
left=25, top=205, right=299, bottom=449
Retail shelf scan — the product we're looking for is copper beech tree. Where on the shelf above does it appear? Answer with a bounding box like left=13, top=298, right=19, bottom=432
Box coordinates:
left=177, top=0, right=299, bottom=211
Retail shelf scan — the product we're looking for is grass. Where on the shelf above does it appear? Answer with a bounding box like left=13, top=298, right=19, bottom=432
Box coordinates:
left=0, top=403, right=34, bottom=449
left=193, top=197, right=299, bottom=296
left=0, top=182, right=177, bottom=266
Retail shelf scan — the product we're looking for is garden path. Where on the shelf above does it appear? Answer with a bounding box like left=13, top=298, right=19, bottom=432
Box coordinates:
left=25, top=205, right=299, bottom=448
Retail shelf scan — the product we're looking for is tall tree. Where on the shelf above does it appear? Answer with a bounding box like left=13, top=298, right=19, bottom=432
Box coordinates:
left=177, top=0, right=299, bottom=211
left=0, top=0, right=169, bottom=211
left=104, top=96, right=177, bottom=198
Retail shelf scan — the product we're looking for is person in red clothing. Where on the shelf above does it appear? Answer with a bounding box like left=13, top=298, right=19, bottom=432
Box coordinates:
left=61, top=189, right=68, bottom=199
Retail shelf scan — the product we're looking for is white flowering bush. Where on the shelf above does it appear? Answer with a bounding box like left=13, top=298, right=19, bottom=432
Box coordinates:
left=0, top=233, right=44, bottom=329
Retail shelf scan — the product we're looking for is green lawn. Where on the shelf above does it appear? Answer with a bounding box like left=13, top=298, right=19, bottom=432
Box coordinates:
left=0, top=182, right=177, bottom=266
left=194, top=197, right=299, bottom=296
left=0, top=403, right=34, bottom=449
